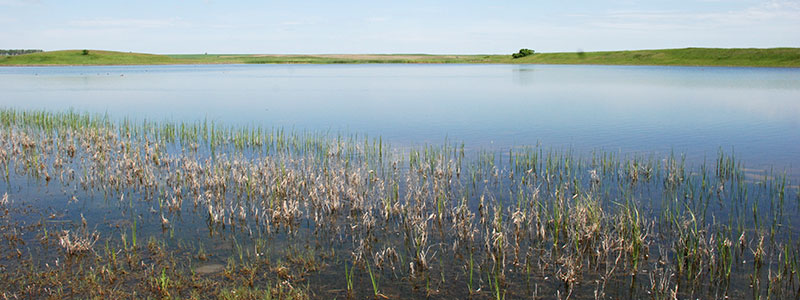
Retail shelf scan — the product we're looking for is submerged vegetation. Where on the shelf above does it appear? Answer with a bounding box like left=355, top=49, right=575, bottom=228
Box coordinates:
left=0, top=108, right=798, bottom=299
left=2, top=48, right=799, bottom=67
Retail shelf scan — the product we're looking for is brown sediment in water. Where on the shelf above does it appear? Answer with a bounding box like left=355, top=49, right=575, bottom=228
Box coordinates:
left=195, top=263, right=225, bottom=274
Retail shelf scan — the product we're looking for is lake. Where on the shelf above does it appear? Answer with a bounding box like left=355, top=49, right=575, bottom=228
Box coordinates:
left=2, top=64, right=798, bottom=174
left=1, top=63, right=800, bottom=299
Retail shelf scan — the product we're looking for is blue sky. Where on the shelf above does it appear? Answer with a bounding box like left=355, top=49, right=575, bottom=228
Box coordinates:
left=1, top=0, right=798, bottom=54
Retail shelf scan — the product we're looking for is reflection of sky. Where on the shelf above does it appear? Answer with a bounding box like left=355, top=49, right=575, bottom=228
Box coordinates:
left=1, top=64, right=799, bottom=174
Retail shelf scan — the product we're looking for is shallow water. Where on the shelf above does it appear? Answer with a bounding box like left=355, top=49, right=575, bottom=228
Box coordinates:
left=1, top=64, right=800, bottom=299
left=1, top=64, right=799, bottom=174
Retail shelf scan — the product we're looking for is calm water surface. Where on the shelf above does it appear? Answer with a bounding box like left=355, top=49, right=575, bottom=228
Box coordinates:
left=2, top=64, right=800, bottom=299
left=1, top=64, right=798, bottom=173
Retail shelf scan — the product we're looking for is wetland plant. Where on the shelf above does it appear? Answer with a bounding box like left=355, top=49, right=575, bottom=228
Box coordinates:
left=0, top=107, right=797, bottom=299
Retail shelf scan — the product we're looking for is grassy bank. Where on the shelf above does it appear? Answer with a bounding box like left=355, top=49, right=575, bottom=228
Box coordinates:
left=0, top=50, right=179, bottom=65
left=515, top=47, right=800, bottom=67
left=2, top=48, right=799, bottom=67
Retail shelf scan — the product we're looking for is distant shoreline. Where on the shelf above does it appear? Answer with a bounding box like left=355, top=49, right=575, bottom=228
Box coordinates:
left=2, top=48, right=799, bottom=68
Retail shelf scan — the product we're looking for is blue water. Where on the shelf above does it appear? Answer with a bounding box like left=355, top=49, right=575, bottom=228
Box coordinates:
left=1, top=64, right=799, bottom=174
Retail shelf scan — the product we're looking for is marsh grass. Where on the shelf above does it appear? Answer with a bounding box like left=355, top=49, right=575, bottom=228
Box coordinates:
left=0, top=107, right=798, bottom=299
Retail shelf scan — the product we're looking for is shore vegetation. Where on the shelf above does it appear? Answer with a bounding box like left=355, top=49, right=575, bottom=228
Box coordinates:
left=0, top=107, right=798, bottom=298
left=2, top=48, right=798, bottom=67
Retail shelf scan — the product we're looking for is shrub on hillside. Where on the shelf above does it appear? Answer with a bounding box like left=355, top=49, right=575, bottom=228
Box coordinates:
left=512, top=48, right=534, bottom=58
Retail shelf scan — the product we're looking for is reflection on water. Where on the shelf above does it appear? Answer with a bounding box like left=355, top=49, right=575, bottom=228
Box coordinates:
left=1, top=64, right=799, bottom=174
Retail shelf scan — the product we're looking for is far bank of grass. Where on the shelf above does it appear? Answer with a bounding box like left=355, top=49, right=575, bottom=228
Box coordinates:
left=513, top=48, right=800, bottom=67
left=2, top=48, right=799, bottom=67
left=0, top=50, right=178, bottom=65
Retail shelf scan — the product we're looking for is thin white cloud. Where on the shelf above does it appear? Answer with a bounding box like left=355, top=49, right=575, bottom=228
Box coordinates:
left=278, top=16, right=323, bottom=27
left=280, top=20, right=314, bottom=26
left=0, top=0, right=40, bottom=7
left=69, top=17, right=188, bottom=29
left=365, top=16, right=390, bottom=23
left=589, top=0, right=800, bottom=31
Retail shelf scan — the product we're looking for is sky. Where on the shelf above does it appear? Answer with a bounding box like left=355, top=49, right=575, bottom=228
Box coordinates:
left=1, top=0, right=799, bottom=54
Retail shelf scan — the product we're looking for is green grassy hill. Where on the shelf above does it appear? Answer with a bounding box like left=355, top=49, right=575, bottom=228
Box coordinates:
left=509, top=48, right=800, bottom=67
left=2, top=48, right=799, bottom=67
left=0, top=50, right=179, bottom=65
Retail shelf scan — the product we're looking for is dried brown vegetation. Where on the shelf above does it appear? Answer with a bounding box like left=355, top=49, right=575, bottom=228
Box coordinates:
left=0, top=109, right=798, bottom=299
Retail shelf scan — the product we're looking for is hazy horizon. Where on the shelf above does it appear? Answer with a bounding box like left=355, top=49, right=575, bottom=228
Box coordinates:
left=1, top=0, right=799, bottom=54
